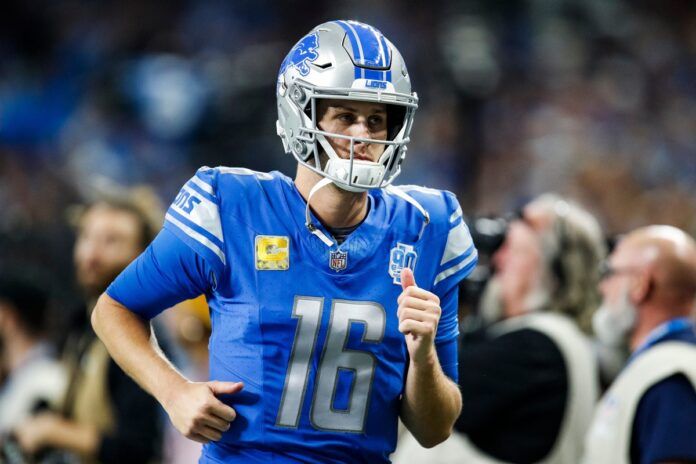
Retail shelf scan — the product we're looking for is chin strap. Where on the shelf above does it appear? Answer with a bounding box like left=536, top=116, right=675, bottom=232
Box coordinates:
left=384, top=185, right=431, bottom=240
left=305, top=177, right=335, bottom=247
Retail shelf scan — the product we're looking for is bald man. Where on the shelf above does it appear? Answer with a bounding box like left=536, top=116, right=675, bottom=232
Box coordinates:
left=584, top=225, right=696, bottom=464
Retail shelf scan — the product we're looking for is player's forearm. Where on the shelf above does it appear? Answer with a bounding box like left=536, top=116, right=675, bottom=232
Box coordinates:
left=91, top=293, right=188, bottom=408
left=400, top=353, right=462, bottom=448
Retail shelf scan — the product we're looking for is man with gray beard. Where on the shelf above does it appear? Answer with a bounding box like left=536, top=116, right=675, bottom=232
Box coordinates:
left=584, top=225, right=696, bottom=464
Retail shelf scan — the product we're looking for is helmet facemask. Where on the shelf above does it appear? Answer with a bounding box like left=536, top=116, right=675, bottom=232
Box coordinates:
left=276, top=21, right=418, bottom=192
left=301, top=91, right=414, bottom=192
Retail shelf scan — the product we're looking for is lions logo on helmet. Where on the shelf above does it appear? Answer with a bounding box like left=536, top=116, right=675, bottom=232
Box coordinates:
left=278, top=32, right=319, bottom=78
left=276, top=20, right=419, bottom=193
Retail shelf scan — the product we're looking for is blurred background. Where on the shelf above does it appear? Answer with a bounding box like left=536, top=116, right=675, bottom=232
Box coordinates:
left=0, top=0, right=694, bottom=461
left=1, top=0, right=694, bottom=304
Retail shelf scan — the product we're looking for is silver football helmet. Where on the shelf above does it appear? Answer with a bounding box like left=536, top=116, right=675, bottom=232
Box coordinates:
left=276, top=20, right=418, bottom=192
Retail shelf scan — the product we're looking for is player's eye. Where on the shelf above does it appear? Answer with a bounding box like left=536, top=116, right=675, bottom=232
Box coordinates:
left=368, top=115, right=385, bottom=128
left=337, top=113, right=355, bottom=124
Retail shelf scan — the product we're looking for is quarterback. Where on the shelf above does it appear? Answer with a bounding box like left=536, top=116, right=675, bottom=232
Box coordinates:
left=92, top=20, right=477, bottom=463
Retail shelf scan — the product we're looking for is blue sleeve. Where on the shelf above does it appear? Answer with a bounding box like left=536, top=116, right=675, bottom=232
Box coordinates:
left=431, top=195, right=477, bottom=296
left=106, top=227, right=214, bottom=320
left=163, top=167, right=226, bottom=280
left=434, top=284, right=459, bottom=382
left=632, top=373, right=696, bottom=464
left=431, top=194, right=477, bottom=383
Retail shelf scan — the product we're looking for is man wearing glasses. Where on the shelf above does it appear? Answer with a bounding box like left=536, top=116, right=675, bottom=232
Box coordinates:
left=585, top=225, right=696, bottom=464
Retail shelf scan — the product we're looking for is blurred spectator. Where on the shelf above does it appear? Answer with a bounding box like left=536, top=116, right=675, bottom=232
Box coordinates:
left=13, top=189, right=165, bottom=463
left=0, top=273, right=67, bottom=435
left=584, top=225, right=696, bottom=464
left=159, top=296, right=212, bottom=464
left=393, top=194, right=604, bottom=464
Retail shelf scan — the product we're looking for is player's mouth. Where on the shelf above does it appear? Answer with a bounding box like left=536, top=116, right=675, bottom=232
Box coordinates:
left=353, top=153, right=373, bottom=162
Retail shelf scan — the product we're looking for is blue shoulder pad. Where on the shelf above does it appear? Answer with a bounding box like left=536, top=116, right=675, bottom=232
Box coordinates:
left=164, top=167, right=226, bottom=278
left=386, top=185, right=478, bottom=292
left=432, top=190, right=477, bottom=291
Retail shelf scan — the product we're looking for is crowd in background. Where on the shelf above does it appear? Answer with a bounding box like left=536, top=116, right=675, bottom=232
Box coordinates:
left=1, top=0, right=694, bottom=291
left=0, top=0, right=694, bottom=462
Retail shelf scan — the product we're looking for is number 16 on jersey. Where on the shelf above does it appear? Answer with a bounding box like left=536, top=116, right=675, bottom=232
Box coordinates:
left=276, top=296, right=386, bottom=433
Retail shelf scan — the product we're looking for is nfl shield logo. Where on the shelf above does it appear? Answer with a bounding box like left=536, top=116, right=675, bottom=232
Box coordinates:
left=329, top=250, right=348, bottom=272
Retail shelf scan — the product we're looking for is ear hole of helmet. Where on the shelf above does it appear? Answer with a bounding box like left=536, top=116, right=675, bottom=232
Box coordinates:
left=386, top=105, right=407, bottom=141
left=290, top=85, right=308, bottom=107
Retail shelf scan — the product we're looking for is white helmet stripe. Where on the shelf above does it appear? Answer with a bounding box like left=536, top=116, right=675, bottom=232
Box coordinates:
left=374, top=28, right=386, bottom=68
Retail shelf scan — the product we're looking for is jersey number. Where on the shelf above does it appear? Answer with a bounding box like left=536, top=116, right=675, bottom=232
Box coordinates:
left=276, top=297, right=386, bottom=433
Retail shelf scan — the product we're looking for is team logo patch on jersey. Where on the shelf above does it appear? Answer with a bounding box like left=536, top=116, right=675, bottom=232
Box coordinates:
left=255, top=236, right=290, bottom=270
left=389, top=243, right=418, bottom=284
left=329, top=250, right=348, bottom=272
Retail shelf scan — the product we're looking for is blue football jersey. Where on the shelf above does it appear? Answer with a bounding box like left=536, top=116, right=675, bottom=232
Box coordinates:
left=107, top=167, right=477, bottom=463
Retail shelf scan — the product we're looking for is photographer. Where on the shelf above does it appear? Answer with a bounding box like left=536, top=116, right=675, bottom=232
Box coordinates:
left=454, top=194, right=605, bottom=463
left=392, top=194, right=605, bottom=464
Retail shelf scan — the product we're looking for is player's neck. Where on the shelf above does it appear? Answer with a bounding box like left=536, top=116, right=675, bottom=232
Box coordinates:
left=294, top=166, right=368, bottom=229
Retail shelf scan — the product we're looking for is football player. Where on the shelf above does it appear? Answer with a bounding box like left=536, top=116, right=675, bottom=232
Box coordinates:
left=91, top=20, right=477, bottom=463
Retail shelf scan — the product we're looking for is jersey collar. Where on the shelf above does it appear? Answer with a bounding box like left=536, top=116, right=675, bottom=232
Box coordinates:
left=277, top=174, right=388, bottom=274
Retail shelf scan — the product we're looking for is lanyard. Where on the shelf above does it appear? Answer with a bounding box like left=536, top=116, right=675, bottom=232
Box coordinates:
left=630, top=317, right=695, bottom=362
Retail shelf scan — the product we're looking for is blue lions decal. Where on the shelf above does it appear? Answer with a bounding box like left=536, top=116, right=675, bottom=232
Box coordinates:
left=279, top=32, right=319, bottom=77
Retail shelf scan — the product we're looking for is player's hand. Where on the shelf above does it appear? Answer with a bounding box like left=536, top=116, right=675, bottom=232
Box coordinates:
left=397, top=268, right=441, bottom=365
left=162, top=380, right=243, bottom=443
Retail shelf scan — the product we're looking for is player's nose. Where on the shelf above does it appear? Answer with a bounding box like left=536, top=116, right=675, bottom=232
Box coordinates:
left=350, top=121, right=372, bottom=154
left=350, top=117, right=371, bottom=138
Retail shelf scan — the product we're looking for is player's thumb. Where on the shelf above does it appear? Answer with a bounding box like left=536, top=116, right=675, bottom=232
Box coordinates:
left=400, top=267, right=417, bottom=290
left=208, top=381, right=244, bottom=396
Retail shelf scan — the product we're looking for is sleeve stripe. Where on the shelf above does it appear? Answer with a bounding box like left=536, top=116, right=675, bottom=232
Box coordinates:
left=449, top=206, right=462, bottom=223
left=186, top=180, right=217, bottom=203
left=171, top=186, right=224, bottom=242
left=434, top=249, right=478, bottom=285
left=191, top=174, right=215, bottom=196
left=165, top=213, right=226, bottom=265
left=439, top=243, right=476, bottom=270
left=166, top=208, right=224, bottom=250
left=440, top=221, right=474, bottom=265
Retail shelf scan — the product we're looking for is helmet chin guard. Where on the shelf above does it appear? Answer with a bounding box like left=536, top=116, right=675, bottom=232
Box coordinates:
left=325, top=159, right=386, bottom=193
left=276, top=20, right=418, bottom=192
